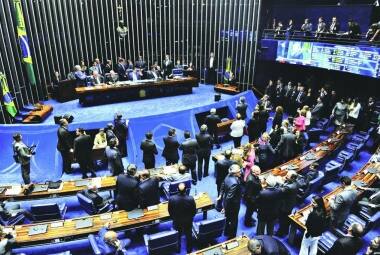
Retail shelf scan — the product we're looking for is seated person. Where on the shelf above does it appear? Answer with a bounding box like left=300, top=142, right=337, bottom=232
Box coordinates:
left=296, top=163, right=319, bottom=197
left=365, top=236, right=380, bottom=255
left=93, top=128, right=107, bottom=149
left=137, top=170, right=160, bottom=208
left=97, top=222, right=131, bottom=255
left=73, top=65, right=89, bottom=87
left=126, top=59, right=134, bottom=71
left=0, top=201, right=32, bottom=221
left=304, top=162, right=319, bottom=182
left=81, top=185, right=113, bottom=211
left=147, top=66, right=162, bottom=80
left=174, top=59, right=183, bottom=69
left=128, top=68, right=143, bottom=82
left=91, top=70, right=105, bottom=85
left=105, top=70, right=119, bottom=83
left=186, top=62, right=195, bottom=71
left=158, top=165, right=191, bottom=183
left=327, top=223, right=364, bottom=255
left=0, top=226, right=15, bottom=255
left=344, top=19, right=361, bottom=40
left=247, top=235, right=290, bottom=255
left=366, top=21, right=380, bottom=42
left=135, top=56, right=146, bottom=70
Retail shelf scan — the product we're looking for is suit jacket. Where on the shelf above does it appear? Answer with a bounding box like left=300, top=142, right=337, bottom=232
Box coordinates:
left=57, top=126, right=72, bottom=152
left=255, top=235, right=290, bottom=255
left=113, top=118, right=128, bottom=140
left=91, top=75, right=104, bottom=85
left=106, top=129, right=117, bottom=143
left=117, top=63, right=127, bottom=80
left=179, top=138, right=199, bottom=166
left=168, top=193, right=196, bottom=225
left=236, top=103, right=248, bottom=119
left=276, top=133, right=296, bottom=159
left=207, top=57, right=217, bottom=70
left=195, top=132, right=212, bottom=156
left=327, top=236, right=363, bottom=255
left=135, top=60, right=146, bottom=69
left=74, top=71, right=87, bottom=86
left=73, top=135, right=92, bottom=162
left=13, top=141, right=31, bottom=165
left=296, top=91, right=307, bottom=105
left=205, top=114, right=221, bottom=133
left=329, top=22, right=340, bottom=33
left=162, top=135, right=180, bottom=162
left=215, top=159, right=236, bottom=186
left=115, top=174, right=139, bottom=211
left=329, top=188, right=358, bottom=227
left=311, top=102, right=324, bottom=121
left=244, top=174, right=262, bottom=204
left=280, top=180, right=299, bottom=212
left=128, top=71, right=142, bottom=81
left=137, top=178, right=160, bottom=208
left=220, top=174, right=242, bottom=210
left=140, top=140, right=158, bottom=167
left=247, top=118, right=261, bottom=141
left=257, top=143, right=275, bottom=165
left=163, top=60, right=174, bottom=76
left=257, top=187, right=282, bottom=220
left=105, top=146, right=124, bottom=176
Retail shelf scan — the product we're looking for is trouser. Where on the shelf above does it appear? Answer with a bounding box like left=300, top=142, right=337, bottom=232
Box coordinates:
left=209, top=130, right=219, bottom=146
left=232, top=136, right=242, bottom=148
left=21, top=163, right=31, bottom=184
left=256, top=218, right=275, bottom=236
left=299, top=232, right=320, bottom=255
left=277, top=210, right=292, bottom=235
left=184, top=162, right=197, bottom=183
left=244, top=202, right=256, bottom=223
left=78, top=159, right=95, bottom=178
left=59, top=150, right=72, bottom=174
left=224, top=205, right=240, bottom=239
left=197, top=153, right=210, bottom=180
left=117, top=137, right=127, bottom=157
left=206, top=69, right=216, bottom=84
left=144, top=161, right=155, bottom=170
left=173, top=221, right=193, bottom=253
left=165, top=158, right=178, bottom=166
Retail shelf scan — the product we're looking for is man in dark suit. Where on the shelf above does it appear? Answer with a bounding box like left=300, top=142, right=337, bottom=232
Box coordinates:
left=276, top=170, right=299, bottom=237
left=168, top=183, right=196, bottom=253
left=135, top=55, right=146, bottom=70
left=283, top=82, right=295, bottom=112
left=244, top=165, right=262, bottom=227
left=137, top=170, right=160, bottom=208
left=256, top=175, right=282, bottom=236
left=215, top=150, right=235, bottom=196
left=236, top=97, right=248, bottom=120
left=327, top=223, right=364, bottom=255
left=113, top=114, right=128, bottom=157
left=295, top=85, right=307, bottom=110
left=275, top=130, right=296, bottom=162
left=12, top=133, right=33, bottom=184
left=116, top=58, right=128, bottom=81
left=206, top=52, right=217, bottom=84
left=196, top=125, right=213, bottom=180
left=128, top=68, right=143, bottom=81
left=329, top=16, right=340, bottom=34
left=179, top=131, right=199, bottom=185
left=115, top=164, right=139, bottom=211
left=74, top=128, right=96, bottom=179
left=94, top=58, right=104, bottom=75
left=205, top=108, right=221, bottom=148
left=140, top=132, right=158, bottom=169
left=105, top=123, right=117, bottom=143
left=57, top=118, right=73, bottom=174
left=162, top=129, right=180, bottom=165
left=274, top=81, right=285, bottom=108
left=248, top=235, right=290, bottom=255
left=163, top=54, right=174, bottom=79
left=311, top=97, right=324, bottom=126
left=105, top=138, right=124, bottom=176
left=217, top=164, right=242, bottom=239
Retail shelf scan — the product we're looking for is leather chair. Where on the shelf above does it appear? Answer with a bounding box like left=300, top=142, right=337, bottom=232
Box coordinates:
left=77, top=192, right=113, bottom=215
left=297, top=171, right=324, bottom=201
left=192, top=217, right=226, bottom=243
left=323, top=160, right=343, bottom=184
left=143, top=230, right=179, bottom=255
left=335, top=212, right=380, bottom=237
left=162, top=179, right=191, bottom=199
left=336, top=150, right=354, bottom=166
left=31, top=203, right=67, bottom=222
left=0, top=212, right=25, bottom=226
left=88, top=232, right=131, bottom=255
left=346, top=141, right=364, bottom=159
left=308, top=128, right=323, bottom=142
left=352, top=127, right=373, bottom=145
left=318, top=231, right=338, bottom=254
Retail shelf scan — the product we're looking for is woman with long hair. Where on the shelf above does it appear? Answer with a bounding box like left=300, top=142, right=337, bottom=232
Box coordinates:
left=299, top=195, right=328, bottom=255
left=272, top=106, right=284, bottom=131
left=242, top=143, right=256, bottom=182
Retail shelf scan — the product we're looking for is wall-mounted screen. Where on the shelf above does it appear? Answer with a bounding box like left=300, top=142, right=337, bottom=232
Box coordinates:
left=276, top=40, right=380, bottom=78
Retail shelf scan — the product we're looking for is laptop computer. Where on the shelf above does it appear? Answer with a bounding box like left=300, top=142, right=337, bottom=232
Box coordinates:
left=32, top=184, right=49, bottom=193
left=28, top=224, right=48, bottom=236
left=75, top=218, right=94, bottom=229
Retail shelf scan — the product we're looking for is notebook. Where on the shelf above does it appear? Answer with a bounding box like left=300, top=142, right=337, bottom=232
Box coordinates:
left=319, top=146, right=330, bottom=151
left=32, top=184, right=49, bottom=193
left=127, top=209, right=144, bottom=220
left=305, top=153, right=317, bottom=161
left=75, top=218, right=94, bottom=229
left=75, top=180, right=91, bottom=187
left=28, top=224, right=48, bottom=236
left=226, top=241, right=239, bottom=250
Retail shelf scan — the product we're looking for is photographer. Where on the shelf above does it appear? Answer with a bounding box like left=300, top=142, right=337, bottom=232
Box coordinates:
left=12, top=133, right=34, bottom=184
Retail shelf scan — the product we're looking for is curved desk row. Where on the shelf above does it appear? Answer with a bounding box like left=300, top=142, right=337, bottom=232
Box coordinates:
left=189, top=235, right=249, bottom=255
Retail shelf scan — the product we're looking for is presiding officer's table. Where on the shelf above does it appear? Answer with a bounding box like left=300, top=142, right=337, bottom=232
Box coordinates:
left=189, top=235, right=250, bottom=255
left=13, top=192, right=214, bottom=246
left=75, top=76, right=199, bottom=105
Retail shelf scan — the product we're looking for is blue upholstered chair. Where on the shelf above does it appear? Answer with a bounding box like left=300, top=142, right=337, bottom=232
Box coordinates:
left=143, top=230, right=179, bottom=255
left=192, top=217, right=226, bottom=243
left=323, top=160, right=343, bottom=184
left=31, top=203, right=67, bottom=222
left=316, top=118, right=330, bottom=130
left=336, top=150, right=354, bottom=166
left=88, top=231, right=131, bottom=255
left=335, top=212, right=380, bottom=237
left=162, top=179, right=191, bottom=199
left=318, top=231, right=338, bottom=254
left=77, top=192, right=113, bottom=215
left=0, top=212, right=25, bottom=226
left=308, top=128, right=323, bottom=142
left=309, top=171, right=324, bottom=194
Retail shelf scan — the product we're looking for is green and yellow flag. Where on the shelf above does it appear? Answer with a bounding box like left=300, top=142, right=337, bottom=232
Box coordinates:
left=0, top=73, right=18, bottom=117
left=14, top=0, right=36, bottom=86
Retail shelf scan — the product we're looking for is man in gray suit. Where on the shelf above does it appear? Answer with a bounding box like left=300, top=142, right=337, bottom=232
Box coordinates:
left=275, top=129, right=296, bottom=162
left=105, top=138, right=124, bottom=176
left=311, top=97, right=324, bottom=126
left=329, top=176, right=358, bottom=228
left=12, top=133, right=33, bottom=184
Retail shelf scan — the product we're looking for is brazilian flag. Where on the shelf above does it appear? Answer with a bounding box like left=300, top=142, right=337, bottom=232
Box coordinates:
left=14, top=0, right=36, bottom=86
left=0, top=73, right=18, bottom=117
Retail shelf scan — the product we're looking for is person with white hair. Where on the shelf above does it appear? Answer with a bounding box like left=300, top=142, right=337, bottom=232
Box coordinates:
left=204, top=108, right=221, bottom=148
left=73, top=64, right=89, bottom=86
left=217, top=164, right=242, bottom=239
left=91, top=70, right=104, bottom=85
left=327, top=222, right=364, bottom=255
left=195, top=124, right=213, bottom=180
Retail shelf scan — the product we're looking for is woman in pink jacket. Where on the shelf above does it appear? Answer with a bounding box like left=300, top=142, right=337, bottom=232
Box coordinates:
left=242, top=143, right=256, bottom=181
left=294, top=109, right=307, bottom=132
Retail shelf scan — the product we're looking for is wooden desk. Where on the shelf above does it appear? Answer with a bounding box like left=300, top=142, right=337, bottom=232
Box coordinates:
left=214, top=84, right=240, bottom=95
left=75, top=77, right=199, bottom=106
left=189, top=235, right=250, bottom=255
left=55, top=79, right=77, bottom=102
left=22, top=105, right=53, bottom=124
left=69, top=147, right=106, bottom=163
left=217, top=119, right=234, bottom=137
left=288, top=151, right=380, bottom=244
left=13, top=192, right=214, bottom=246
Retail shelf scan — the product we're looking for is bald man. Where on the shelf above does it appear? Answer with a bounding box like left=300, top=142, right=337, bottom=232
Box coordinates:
left=168, top=183, right=196, bottom=253
left=97, top=222, right=131, bottom=254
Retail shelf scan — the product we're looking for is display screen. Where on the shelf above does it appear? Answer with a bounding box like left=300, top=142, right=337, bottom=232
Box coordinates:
left=276, top=40, right=380, bottom=78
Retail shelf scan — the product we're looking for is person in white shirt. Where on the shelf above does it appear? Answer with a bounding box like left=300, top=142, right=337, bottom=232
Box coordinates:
left=348, top=98, right=361, bottom=127
left=302, top=105, right=312, bottom=129
left=230, top=113, right=246, bottom=148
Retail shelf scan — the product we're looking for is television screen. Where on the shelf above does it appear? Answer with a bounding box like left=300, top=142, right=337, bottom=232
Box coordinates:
left=276, top=40, right=380, bottom=78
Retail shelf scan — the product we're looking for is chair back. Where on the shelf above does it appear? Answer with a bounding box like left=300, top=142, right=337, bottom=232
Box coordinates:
left=145, top=230, right=179, bottom=255
left=31, top=203, right=62, bottom=221
left=197, top=217, right=226, bottom=240
left=309, top=171, right=324, bottom=194
left=168, top=179, right=191, bottom=196
left=77, top=192, right=97, bottom=215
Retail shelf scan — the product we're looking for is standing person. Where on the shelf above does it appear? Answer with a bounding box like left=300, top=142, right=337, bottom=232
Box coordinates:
left=205, top=108, right=221, bottom=148
left=206, top=52, right=217, bottom=84
left=331, top=98, right=348, bottom=126
left=140, top=132, right=158, bottom=169
left=195, top=125, right=213, bottom=180
left=162, top=129, right=180, bottom=165
left=264, top=79, right=276, bottom=101
left=116, top=57, right=128, bottom=81
left=236, top=97, right=248, bottom=120
left=258, top=105, right=270, bottom=135
left=162, top=54, right=174, bottom=79
left=347, top=98, right=361, bottom=128
left=115, top=164, right=139, bottom=212
left=180, top=131, right=199, bottom=185
left=230, top=113, right=245, bottom=148
left=272, top=106, right=284, bottom=131
left=57, top=118, right=73, bottom=174
left=242, top=143, right=256, bottom=181
left=137, top=170, right=160, bottom=208
left=217, top=164, right=242, bottom=239
left=74, top=128, right=96, bottom=179
left=299, top=196, right=328, bottom=255
left=168, top=183, right=196, bottom=253
left=105, top=123, right=117, bottom=143
left=247, top=111, right=261, bottom=143
left=294, top=110, right=307, bottom=132
left=275, top=129, right=296, bottom=162
left=215, top=150, right=236, bottom=196
left=113, top=114, right=129, bottom=157
left=244, top=165, right=262, bottom=227
left=12, top=133, right=33, bottom=184
left=310, top=97, right=324, bottom=126
left=105, top=138, right=124, bottom=176
left=256, top=133, right=276, bottom=171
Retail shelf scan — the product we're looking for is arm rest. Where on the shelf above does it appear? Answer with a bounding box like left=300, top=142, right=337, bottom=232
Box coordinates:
left=88, top=234, right=102, bottom=255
